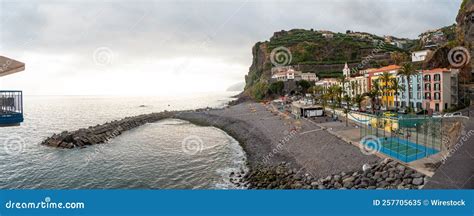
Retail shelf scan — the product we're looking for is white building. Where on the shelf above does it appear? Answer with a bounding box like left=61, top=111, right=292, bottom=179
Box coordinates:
left=411, top=50, right=432, bottom=62
left=315, top=78, right=339, bottom=93
left=301, top=73, right=318, bottom=82
left=271, top=68, right=317, bottom=82
left=271, top=68, right=301, bottom=81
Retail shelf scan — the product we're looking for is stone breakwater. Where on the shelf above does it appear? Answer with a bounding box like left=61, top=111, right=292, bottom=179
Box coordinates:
left=41, top=111, right=176, bottom=148
left=232, top=159, right=427, bottom=189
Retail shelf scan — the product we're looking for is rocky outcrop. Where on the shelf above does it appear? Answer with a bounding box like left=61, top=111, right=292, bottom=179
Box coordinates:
left=457, top=0, right=474, bottom=47
left=457, top=0, right=474, bottom=76
left=41, top=112, right=175, bottom=148
left=234, top=159, right=427, bottom=189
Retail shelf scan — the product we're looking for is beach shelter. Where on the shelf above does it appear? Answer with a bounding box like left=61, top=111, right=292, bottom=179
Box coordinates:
left=0, top=55, right=25, bottom=126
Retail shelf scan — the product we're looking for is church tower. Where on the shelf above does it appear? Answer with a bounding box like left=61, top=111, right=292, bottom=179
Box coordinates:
left=343, top=62, right=350, bottom=78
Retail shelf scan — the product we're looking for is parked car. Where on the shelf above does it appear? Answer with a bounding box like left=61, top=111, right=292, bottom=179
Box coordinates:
left=350, top=106, right=359, bottom=111
left=398, top=108, right=407, bottom=114
left=432, top=113, right=443, bottom=118
left=444, top=112, right=462, bottom=117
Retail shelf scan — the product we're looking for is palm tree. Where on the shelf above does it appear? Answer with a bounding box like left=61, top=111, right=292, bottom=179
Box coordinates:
left=308, top=85, right=324, bottom=102
left=321, top=92, right=330, bottom=111
left=380, top=71, right=392, bottom=110
left=397, top=63, right=417, bottom=113
left=370, top=80, right=382, bottom=112
left=390, top=78, right=403, bottom=112
left=352, top=94, right=364, bottom=111
left=334, top=85, right=343, bottom=108
left=327, top=85, right=338, bottom=115
left=343, top=95, right=351, bottom=126
left=338, top=76, right=347, bottom=98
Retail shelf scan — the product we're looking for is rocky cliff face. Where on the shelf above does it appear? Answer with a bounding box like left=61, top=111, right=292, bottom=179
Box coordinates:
left=457, top=0, right=474, bottom=46
left=456, top=0, right=474, bottom=74
left=244, top=42, right=271, bottom=90
left=243, top=29, right=410, bottom=97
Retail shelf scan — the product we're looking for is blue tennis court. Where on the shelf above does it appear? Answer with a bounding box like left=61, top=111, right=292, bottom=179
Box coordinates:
left=363, top=137, right=439, bottom=163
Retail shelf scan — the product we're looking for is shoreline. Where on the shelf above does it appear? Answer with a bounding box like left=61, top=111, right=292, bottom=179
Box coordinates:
left=40, top=100, right=429, bottom=189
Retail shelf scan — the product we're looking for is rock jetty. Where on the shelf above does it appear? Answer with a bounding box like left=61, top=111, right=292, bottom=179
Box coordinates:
left=233, top=158, right=427, bottom=189
left=41, top=111, right=175, bottom=148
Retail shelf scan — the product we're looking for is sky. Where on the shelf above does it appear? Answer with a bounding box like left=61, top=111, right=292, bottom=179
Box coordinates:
left=0, top=0, right=463, bottom=95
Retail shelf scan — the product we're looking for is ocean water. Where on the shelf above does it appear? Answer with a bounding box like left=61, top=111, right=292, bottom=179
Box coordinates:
left=0, top=93, right=248, bottom=189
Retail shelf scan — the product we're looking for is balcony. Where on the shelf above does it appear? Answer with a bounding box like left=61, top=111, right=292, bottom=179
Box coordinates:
left=0, top=91, right=23, bottom=126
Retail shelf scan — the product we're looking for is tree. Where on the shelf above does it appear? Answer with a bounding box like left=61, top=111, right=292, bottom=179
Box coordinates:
left=252, top=81, right=268, bottom=100
left=343, top=95, right=351, bottom=126
left=308, top=85, right=324, bottom=102
left=296, top=80, right=312, bottom=94
left=390, top=78, right=403, bottom=112
left=327, top=85, right=340, bottom=115
left=321, top=92, right=330, bottom=111
left=397, top=63, right=417, bottom=113
left=333, top=85, right=343, bottom=108
left=268, top=81, right=285, bottom=96
left=338, top=76, right=347, bottom=98
left=390, top=51, right=409, bottom=65
left=352, top=94, right=364, bottom=111
left=380, top=72, right=393, bottom=110
left=308, top=85, right=323, bottom=96
left=368, top=80, right=381, bottom=113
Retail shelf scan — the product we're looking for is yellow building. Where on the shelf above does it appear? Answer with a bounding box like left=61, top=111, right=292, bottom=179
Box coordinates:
left=368, top=65, right=400, bottom=109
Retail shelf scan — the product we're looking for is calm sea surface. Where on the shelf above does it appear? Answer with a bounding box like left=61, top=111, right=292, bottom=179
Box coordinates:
left=0, top=93, right=247, bottom=189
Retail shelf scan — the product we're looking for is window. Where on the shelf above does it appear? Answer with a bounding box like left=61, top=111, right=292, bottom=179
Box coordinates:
left=425, top=83, right=431, bottom=91
left=417, top=92, right=421, bottom=99
left=445, top=103, right=448, bottom=110
left=425, top=93, right=431, bottom=100
left=434, top=92, right=440, bottom=100
left=434, top=83, right=440, bottom=91
left=434, top=74, right=441, bottom=81
left=424, top=75, right=431, bottom=81
left=417, top=102, right=422, bottom=109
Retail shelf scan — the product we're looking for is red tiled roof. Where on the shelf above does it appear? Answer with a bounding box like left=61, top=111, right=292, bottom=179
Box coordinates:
left=369, top=65, right=401, bottom=74
left=422, top=68, right=450, bottom=73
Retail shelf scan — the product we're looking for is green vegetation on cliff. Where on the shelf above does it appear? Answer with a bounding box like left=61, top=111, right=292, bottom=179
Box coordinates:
left=244, top=29, right=416, bottom=99
left=267, top=29, right=404, bottom=65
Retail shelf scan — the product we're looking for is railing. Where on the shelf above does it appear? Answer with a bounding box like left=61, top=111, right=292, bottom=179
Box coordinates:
left=0, top=91, right=23, bottom=126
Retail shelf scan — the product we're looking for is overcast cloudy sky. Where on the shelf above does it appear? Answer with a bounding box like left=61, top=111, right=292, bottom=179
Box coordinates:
left=0, top=0, right=462, bottom=95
